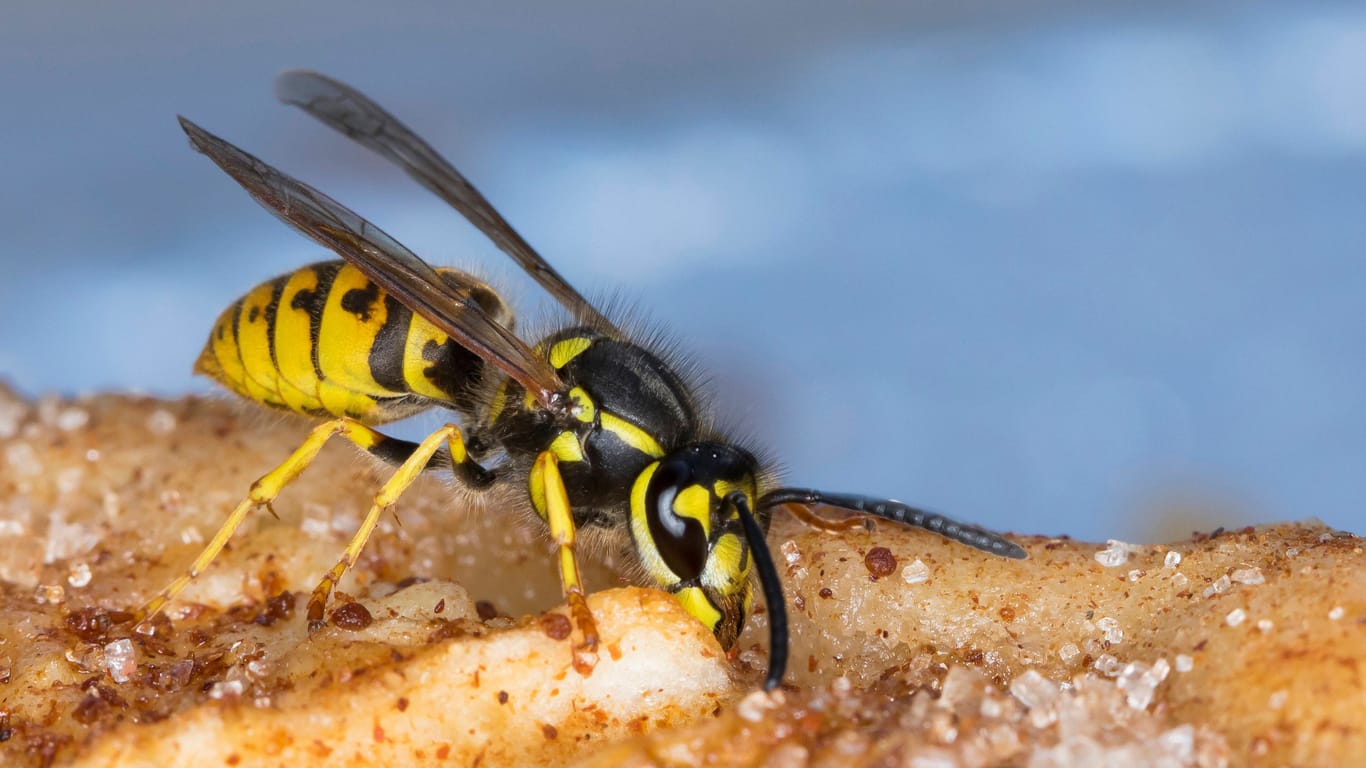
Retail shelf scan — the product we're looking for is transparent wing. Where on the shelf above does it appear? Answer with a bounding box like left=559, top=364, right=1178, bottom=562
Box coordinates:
left=179, top=116, right=570, bottom=414
left=275, top=70, right=615, bottom=332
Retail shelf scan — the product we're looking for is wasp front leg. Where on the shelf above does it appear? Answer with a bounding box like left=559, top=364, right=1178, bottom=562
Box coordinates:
left=529, top=451, right=599, bottom=676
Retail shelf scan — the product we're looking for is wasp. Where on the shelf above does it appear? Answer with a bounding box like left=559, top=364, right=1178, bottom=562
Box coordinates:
left=141, top=71, right=1027, bottom=690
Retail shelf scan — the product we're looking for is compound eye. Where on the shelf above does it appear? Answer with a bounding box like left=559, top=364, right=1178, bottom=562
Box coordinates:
left=643, top=457, right=709, bottom=582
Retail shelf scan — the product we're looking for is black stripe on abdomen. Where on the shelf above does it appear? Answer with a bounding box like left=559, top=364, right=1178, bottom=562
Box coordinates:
left=368, top=293, right=412, bottom=393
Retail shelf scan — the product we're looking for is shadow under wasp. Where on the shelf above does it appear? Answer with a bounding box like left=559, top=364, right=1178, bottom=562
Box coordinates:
left=139, top=70, right=1027, bottom=690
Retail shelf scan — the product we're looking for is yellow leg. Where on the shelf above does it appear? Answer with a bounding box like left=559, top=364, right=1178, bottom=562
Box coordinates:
left=138, top=418, right=467, bottom=623
left=530, top=451, right=599, bottom=674
left=305, top=423, right=468, bottom=625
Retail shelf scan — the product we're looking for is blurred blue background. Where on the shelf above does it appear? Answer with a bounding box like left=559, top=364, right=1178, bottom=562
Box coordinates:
left=1, top=2, right=1362, bottom=543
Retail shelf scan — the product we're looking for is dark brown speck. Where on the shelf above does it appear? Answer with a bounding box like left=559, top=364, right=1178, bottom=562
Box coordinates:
left=864, top=547, right=897, bottom=579
left=331, top=601, right=373, bottom=630
left=540, top=612, right=572, bottom=640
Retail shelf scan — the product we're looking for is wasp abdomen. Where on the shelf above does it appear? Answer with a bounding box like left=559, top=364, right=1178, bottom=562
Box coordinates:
left=196, top=260, right=512, bottom=423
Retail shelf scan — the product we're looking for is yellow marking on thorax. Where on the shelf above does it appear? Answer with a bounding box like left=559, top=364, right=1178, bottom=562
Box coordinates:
left=316, top=265, right=396, bottom=398
left=569, top=386, right=596, bottom=423
left=601, top=412, right=665, bottom=458
left=549, top=336, right=594, bottom=369
left=549, top=430, right=584, bottom=463
left=486, top=379, right=510, bottom=423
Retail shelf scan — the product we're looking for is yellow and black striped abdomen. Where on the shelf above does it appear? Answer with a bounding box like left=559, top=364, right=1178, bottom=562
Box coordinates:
left=196, top=260, right=512, bottom=424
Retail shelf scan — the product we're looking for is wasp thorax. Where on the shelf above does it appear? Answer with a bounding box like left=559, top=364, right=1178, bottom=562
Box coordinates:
left=629, top=442, right=759, bottom=647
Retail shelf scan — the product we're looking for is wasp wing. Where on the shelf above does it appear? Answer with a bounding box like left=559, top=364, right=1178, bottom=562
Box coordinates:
left=274, top=70, right=615, bottom=333
left=179, top=116, right=570, bottom=413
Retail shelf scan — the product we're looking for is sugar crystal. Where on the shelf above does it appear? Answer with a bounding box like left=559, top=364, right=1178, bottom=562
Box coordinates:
left=34, top=584, right=65, bottom=604
left=1230, top=567, right=1264, bottom=585
left=1225, top=608, right=1246, bottom=627
left=208, top=679, right=245, bottom=700
left=910, top=749, right=958, bottom=768
left=1202, top=574, right=1231, bottom=598
left=0, top=398, right=25, bottom=439
left=1329, top=606, right=1344, bottom=621
left=56, top=467, right=84, bottom=495
left=1159, top=724, right=1195, bottom=761
left=1093, top=654, right=1122, bottom=677
left=1096, top=617, right=1123, bottom=645
left=146, top=408, right=178, bottom=435
left=1115, top=661, right=1162, bottom=710
left=1094, top=539, right=1137, bottom=567
left=6, top=443, right=42, bottom=476
left=55, top=407, right=89, bottom=432
left=1175, top=654, right=1194, bottom=672
left=1009, top=669, right=1059, bottom=710
left=67, top=562, right=92, bottom=588
left=1163, top=550, right=1182, bottom=568
left=1058, top=642, right=1080, bottom=663
left=103, top=638, right=136, bottom=684
left=901, top=558, right=930, bottom=585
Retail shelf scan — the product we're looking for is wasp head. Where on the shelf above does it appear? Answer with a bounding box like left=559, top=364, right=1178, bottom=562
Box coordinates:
left=628, top=441, right=767, bottom=649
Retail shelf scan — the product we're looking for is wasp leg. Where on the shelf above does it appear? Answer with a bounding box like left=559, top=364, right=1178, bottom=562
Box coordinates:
left=784, top=502, right=875, bottom=533
left=305, top=423, right=483, bottom=627
left=138, top=418, right=483, bottom=623
left=529, top=451, right=599, bottom=675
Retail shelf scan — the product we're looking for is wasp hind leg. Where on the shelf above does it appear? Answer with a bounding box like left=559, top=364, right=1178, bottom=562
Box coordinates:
left=304, top=422, right=490, bottom=627
left=529, top=451, right=599, bottom=676
left=137, top=418, right=488, bottom=626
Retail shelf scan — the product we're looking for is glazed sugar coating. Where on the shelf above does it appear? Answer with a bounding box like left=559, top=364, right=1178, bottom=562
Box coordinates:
left=0, top=388, right=1361, bottom=766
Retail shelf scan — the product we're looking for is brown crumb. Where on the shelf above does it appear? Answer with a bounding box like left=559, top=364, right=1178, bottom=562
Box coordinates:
left=330, top=601, right=373, bottom=631
left=539, top=612, right=572, bottom=640
left=864, top=547, right=897, bottom=579
left=254, top=591, right=296, bottom=626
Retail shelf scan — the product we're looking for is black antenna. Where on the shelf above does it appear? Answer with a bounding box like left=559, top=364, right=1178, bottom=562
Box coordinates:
left=760, top=488, right=1028, bottom=560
